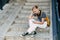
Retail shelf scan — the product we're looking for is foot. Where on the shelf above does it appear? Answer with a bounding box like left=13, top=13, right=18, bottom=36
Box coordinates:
left=32, top=31, right=37, bottom=35
left=22, top=32, right=29, bottom=36
left=30, top=31, right=37, bottom=37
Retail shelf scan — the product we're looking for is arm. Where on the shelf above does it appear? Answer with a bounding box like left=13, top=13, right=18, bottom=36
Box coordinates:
left=33, top=18, right=45, bottom=24
left=33, top=12, right=46, bottom=24
left=28, top=12, right=34, bottom=19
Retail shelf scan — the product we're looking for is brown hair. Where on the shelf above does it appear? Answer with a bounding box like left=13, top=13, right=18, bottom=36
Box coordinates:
left=32, top=5, right=42, bottom=16
left=32, top=5, right=38, bottom=10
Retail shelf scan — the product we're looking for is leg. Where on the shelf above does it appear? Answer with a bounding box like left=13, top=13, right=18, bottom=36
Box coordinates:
left=37, top=21, right=47, bottom=28
left=22, top=19, right=38, bottom=36
left=27, top=19, right=38, bottom=34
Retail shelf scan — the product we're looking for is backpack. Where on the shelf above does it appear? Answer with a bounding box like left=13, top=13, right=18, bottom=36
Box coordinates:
left=45, top=16, right=50, bottom=27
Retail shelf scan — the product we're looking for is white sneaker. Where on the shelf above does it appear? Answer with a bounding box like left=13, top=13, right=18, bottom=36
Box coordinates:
left=20, top=34, right=24, bottom=37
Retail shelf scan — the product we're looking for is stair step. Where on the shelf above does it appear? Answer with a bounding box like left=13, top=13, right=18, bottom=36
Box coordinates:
left=15, top=14, right=50, bottom=23
left=14, top=19, right=28, bottom=24
left=0, top=5, right=21, bottom=37
left=5, top=31, right=50, bottom=40
left=20, top=12, right=50, bottom=16
left=18, top=11, right=50, bottom=17
left=22, top=7, right=50, bottom=10
left=0, top=5, right=19, bottom=27
left=5, top=36, right=50, bottom=40
left=21, top=10, right=50, bottom=14
left=5, top=31, right=50, bottom=38
left=0, top=6, right=21, bottom=20
left=22, top=6, right=50, bottom=10
left=15, top=16, right=28, bottom=21
left=8, top=23, right=28, bottom=32
left=8, top=23, right=50, bottom=33
left=18, top=14, right=29, bottom=17
left=25, top=2, right=50, bottom=6
left=15, top=17, right=50, bottom=24
left=17, top=13, right=50, bottom=18
left=10, top=23, right=28, bottom=28
left=0, top=5, right=20, bottom=26
left=26, top=0, right=50, bottom=3
left=21, top=9, right=50, bottom=13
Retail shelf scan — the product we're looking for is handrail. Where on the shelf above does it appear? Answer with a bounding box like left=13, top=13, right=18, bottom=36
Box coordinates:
left=52, top=0, right=58, bottom=40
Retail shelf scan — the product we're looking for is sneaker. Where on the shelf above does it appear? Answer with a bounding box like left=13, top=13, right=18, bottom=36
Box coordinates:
left=22, top=32, right=29, bottom=36
left=32, top=31, right=37, bottom=35
left=29, top=31, right=36, bottom=37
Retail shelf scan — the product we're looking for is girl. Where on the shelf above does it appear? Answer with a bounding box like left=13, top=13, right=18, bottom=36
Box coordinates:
left=22, top=5, right=47, bottom=36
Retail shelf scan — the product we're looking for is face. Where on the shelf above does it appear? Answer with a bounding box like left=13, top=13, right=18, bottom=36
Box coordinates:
left=32, top=7, right=39, bottom=14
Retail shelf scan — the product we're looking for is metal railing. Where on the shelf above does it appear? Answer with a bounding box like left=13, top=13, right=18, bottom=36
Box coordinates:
left=52, top=0, right=58, bottom=40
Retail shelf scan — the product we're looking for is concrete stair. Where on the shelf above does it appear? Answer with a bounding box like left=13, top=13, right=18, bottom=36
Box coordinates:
left=14, top=14, right=50, bottom=24
left=23, top=6, right=50, bottom=9
left=25, top=2, right=50, bottom=6
left=0, top=3, right=14, bottom=26
left=7, top=23, right=50, bottom=33
left=21, top=10, right=50, bottom=14
left=5, top=31, right=50, bottom=40
left=0, top=3, right=22, bottom=40
left=4, top=0, right=52, bottom=40
left=26, top=0, right=50, bottom=2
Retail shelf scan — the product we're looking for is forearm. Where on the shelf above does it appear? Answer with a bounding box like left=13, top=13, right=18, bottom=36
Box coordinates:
left=37, top=22, right=44, bottom=24
left=29, top=15, right=34, bottom=19
left=33, top=21, right=44, bottom=24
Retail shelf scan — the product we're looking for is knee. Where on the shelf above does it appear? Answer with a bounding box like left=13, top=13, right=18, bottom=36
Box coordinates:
left=29, top=19, right=35, bottom=22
